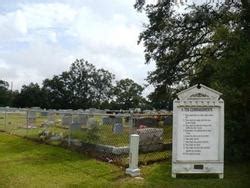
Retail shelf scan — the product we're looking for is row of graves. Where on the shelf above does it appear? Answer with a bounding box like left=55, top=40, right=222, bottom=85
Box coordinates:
left=25, top=109, right=173, bottom=165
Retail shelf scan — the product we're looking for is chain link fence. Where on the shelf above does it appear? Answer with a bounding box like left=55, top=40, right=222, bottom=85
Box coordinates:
left=0, top=107, right=172, bottom=167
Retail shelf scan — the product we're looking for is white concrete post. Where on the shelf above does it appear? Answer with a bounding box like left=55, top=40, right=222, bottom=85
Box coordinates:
left=4, top=108, right=7, bottom=130
left=26, top=110, right=29, bottom=136
left=126, top=134, right=140, bottom=177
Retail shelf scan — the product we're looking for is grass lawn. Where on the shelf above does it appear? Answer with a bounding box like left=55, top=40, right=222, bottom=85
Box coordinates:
left=0, top=132, right=250, bottom=188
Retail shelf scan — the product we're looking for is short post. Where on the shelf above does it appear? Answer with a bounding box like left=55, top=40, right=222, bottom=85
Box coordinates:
left=126, top=134, right=140, bottom=177
left=4, top=108, right=7, bottom=131
left=26, top=110, right=29, bottom=136
left=68, top=114, right=73, bottom=146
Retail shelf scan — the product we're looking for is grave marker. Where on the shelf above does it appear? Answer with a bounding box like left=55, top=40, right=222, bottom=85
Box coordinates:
left=137, top=128, right=163, bottom=145
left=62, top=114, right=72, bottom=127
left=164, top=115, right=173, bottom=126
left=48, top=111, right=56, bottom=122
left=79, top=114, right=88, bottom=126
left=102, top=116, right=122, bottom=125
left=28, top=111, right=36, bottom=127
left=134, top=117, right=158, bottom=127
left=172, top=84, right=224, bottom=179
left=112, top=123, right=123, bottom=134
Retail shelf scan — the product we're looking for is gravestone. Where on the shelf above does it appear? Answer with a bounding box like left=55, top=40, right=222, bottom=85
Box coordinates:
left=79, top=114, right=88, bottom=126
left=137, top=128, right=163, bottom=145
left=102, top=116, right=122, bottom=125
left=28, top=111, right=36, bottom=127
left=40, top=111, right=48, bottom=116
left=114, top=117, right=122, bottom=124
left=172, top=84, right=224, bottom=179
left=134, top=117, right=158, bottom=127
left=28, top=111, right=36, bottom=119
left=112, top=123, right=123, bottom=134
left=163, top=115, right=173, bottom=126
left=62, top=114, right=72, bottom=127
left=48, top=111, right=56, bottom=122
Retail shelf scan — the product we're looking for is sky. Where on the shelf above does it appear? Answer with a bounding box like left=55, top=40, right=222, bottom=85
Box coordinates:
left=0, top=0, right=158, bottom=95
left=0, top=0, right=219, bottom=96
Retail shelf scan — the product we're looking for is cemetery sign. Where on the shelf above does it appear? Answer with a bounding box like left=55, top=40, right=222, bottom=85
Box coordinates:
left=172, top=84, right=224, bottom=178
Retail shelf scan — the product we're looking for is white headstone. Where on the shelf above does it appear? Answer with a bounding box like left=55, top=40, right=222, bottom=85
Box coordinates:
left=172, top=84, right=224, bottom=179
left=28, top=111, right=36, bottom=127
left=48, top=111, right=56, bottom=122
left=126, top=134, right=140, bottom=177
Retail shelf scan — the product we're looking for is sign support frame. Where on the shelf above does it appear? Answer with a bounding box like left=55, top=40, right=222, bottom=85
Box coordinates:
left=172, top=84, right=224, bottom=179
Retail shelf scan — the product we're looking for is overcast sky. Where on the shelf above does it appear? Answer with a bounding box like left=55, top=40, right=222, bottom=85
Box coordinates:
left=0, top=0, right=158, bottom=95
left=0, top=0, right=218, bottom=96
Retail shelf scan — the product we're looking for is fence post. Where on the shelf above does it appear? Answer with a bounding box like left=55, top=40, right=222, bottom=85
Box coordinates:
left=4, top=107, right=7, bottom=131
left=26, top=109, right=29, bottom=136
left=129, top=112, right=134, bottom=134
left=126, top=134, right=140, bottom=177
left=68, top=113, right=72, bottom=146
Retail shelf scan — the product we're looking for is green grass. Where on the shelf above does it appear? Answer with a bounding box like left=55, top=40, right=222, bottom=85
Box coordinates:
left=0, top=132, right=123, bottom=188
left=0, top=132, right=250, bottom=188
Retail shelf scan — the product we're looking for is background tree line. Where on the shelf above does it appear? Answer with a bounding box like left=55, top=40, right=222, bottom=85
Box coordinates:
left=0, top=59, right=152, bottom=110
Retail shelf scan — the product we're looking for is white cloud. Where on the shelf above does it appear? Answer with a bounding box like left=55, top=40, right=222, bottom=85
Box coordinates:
left=15, top=10, right=28, bottom=34
left=20, top=3, right=77, bottom=30
left=0, top=0, right=152, bottom=95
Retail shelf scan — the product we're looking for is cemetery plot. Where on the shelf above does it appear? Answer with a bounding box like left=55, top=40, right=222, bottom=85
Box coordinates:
left=0, top=108, right=173, bottom=166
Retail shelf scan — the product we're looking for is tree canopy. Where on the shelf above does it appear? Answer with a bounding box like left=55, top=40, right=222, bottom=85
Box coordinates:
left=136, top=0, right=250, bottom=161
left=1, top=59, right=145, bottom=110
left=43, top=59, right=115, bottom=109
left=112, top=78, right=145, bottom=110
left=0, top=80, right=12, bottom=107
left=13, top=83, right=46, bottom=108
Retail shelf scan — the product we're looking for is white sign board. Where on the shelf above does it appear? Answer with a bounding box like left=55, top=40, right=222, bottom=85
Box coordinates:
left=172, top=84, right=224, bottom=179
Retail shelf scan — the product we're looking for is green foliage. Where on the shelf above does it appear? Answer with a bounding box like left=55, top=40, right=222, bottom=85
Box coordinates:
left=3, top=58, right=146, bottom=110
left=210, top=42, right=250, bottom=161
left=112, top=78, right=145, bottom=110
left=69, top=59, right=114, bottom=109
left=137, top=1, right=250, bottom=161
left=0, top=80, right=18, bottom=107
left=43, top=72, right=72, bottom=109
left=13, top=83, right=47, bottom=108
left=140, top=3, right=241, bottom=86
left=148, top=86, right=174, bottom=110
left=43, top=59, right=115, bottom=109
left=0, top=80, right=11, bottom=106
left=85, top=125, right=100, bottom=143
left=73, top=126, right=101, bottom=144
